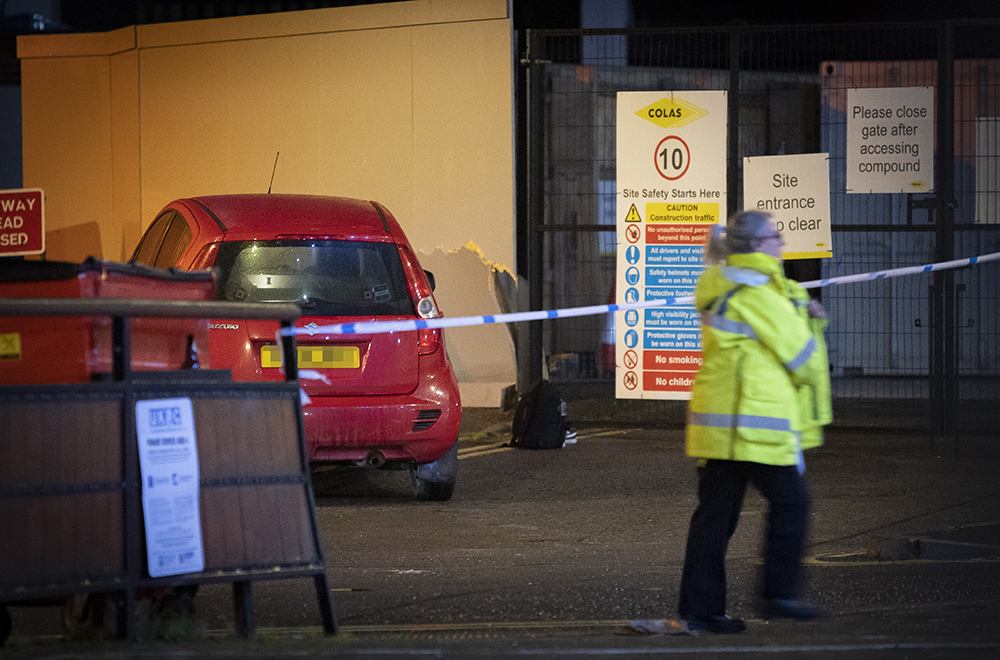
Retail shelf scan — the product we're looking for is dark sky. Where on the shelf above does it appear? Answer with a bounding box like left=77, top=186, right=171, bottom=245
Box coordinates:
left=53, top=0, right=1000, bottom=34
left=515, top=0, right=1000, bottom=29
left=634, top=0, right=1000, bottom=26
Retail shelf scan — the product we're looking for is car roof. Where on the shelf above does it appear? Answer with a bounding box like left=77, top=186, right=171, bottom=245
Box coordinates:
left=182, top=194, right=400, bottom=243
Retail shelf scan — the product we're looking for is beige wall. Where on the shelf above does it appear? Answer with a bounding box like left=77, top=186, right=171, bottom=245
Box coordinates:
left=18, top=0, right=516, bottom=405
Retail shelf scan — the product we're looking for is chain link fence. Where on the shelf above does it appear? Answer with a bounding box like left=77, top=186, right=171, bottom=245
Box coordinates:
left=521, top=22, right=1000, bottom=436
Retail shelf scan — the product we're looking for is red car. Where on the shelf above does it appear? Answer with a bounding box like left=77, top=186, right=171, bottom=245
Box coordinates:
left=130, top=194, right=462, bottom=500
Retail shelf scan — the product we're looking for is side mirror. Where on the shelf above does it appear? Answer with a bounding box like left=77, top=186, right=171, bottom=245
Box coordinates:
left=424, top=269, right=436, bottom=292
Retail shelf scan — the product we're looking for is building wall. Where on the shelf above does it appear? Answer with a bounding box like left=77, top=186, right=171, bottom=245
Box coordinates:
left=18, top=0, right=517, bottom=405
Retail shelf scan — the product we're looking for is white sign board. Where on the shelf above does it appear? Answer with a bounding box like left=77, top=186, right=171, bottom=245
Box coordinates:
left=135, top=398, right=205, bottom=578
left=743, top=153, right=833, bottom=259
left=846, top=87, right=934, bottom=194
left=615, top=90, right=727, bottom=401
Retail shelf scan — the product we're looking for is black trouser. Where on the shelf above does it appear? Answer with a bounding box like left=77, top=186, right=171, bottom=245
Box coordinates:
left=678, top=459, right=810, bottom=618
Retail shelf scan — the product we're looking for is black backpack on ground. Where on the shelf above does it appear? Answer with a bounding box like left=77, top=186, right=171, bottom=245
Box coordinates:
left=510, top=380, right=567, bottom=450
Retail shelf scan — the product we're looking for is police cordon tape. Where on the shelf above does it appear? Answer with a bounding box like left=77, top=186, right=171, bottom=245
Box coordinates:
left=283, top=250, right=1000, bottom=337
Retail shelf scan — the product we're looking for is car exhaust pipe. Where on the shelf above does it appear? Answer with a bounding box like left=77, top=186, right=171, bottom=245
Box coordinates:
left=361, top=450, right=386, bottom=468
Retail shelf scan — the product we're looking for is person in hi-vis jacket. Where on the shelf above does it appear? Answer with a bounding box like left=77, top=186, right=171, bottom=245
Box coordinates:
left=677, top=210, right=832, bottom=634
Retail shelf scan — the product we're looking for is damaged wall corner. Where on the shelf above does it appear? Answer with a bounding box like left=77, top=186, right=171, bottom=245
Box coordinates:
left=418, top=242, right=517, bottom=409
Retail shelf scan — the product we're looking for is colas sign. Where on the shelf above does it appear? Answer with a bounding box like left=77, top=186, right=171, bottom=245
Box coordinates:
left=0, top=189, right=44, bottom=257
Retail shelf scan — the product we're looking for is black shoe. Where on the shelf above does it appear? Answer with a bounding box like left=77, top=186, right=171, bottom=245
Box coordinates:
left=684, top=615, right=746, bottom=634
left=764, top=599, right=823, bottom=621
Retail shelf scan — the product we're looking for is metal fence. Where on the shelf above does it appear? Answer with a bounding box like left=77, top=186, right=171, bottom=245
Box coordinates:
left=0, top=295, right=336, bottom=641
left=517, top=21, right=1000, bottom=436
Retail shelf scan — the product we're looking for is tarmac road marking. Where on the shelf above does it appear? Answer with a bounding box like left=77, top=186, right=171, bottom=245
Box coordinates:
left=579, top=429, right=628, bottom=439
left=801, top=552, right=1000, bottom=566
left=458, top=440, right=508, bottom=453
left=460, top=446, right=513, bottom=459
left=458, top=441, right=512, bottom=459
left=456, top=429, right=627, bottom=460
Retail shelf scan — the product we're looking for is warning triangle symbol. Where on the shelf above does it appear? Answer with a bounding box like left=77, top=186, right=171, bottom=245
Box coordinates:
left=625, top=204, right=642, bottom=223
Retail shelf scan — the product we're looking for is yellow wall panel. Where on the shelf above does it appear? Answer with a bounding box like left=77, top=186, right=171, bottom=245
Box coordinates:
left=110, top=49, right=141, bottom=260
left=18, top=0, right=517, bottom=399
left=21, top=57, right=113, bottom=260
left=137, top=27, right=418, bottom=225
left=411, top=19, right=513, bottom=261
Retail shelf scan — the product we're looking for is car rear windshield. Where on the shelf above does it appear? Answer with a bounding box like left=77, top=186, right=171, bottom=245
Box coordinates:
left=214, top=240, right=414, bottom=317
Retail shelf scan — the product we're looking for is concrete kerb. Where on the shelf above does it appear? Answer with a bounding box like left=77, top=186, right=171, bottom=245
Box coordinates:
left=868, top=521, right=1000, bottom=560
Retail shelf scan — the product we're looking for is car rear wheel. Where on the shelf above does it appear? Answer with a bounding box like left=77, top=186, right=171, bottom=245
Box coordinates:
left=410, top=440, right=458, bottom=502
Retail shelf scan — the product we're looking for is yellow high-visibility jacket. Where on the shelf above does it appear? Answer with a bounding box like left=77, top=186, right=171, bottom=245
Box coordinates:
left=686, top=252, right=832, bottom=468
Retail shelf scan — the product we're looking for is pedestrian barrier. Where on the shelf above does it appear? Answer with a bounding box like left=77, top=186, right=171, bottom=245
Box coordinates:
left=285, top=250, right=1000, bottom=336
left=0, top=295, right=336, bottom=642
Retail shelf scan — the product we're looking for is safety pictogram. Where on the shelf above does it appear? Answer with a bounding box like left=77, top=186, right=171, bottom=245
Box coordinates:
left=623, top=371, right=639, bottom=390
left=623, top=349, right=638, bottom=370
left=625, top=204, right=643, bottom=222
left=625, top=224, right=641, bottom=244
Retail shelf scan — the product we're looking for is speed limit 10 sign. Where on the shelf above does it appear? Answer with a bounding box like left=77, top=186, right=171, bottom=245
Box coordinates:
left=655, top=135, right=691, bottom=181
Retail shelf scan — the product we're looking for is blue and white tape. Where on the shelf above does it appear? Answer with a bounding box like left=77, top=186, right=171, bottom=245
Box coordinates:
left=286, top=250, right=1000, bottom=337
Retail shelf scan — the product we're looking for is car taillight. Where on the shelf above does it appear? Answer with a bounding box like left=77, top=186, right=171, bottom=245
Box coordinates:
left=398, top=246, right=443, bottom=355
left=418, top=328, right=441, bottom=356
left=398, top=246, right=439, bottom=315
left=189, top=242, right=221, bottom=270
left=416, top=296, right=437, bottom=318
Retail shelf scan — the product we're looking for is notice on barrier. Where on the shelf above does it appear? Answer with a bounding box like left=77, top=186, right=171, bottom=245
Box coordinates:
left=615, top=90, right=727, bottom=401
left=846, top=87, right=934, bottom=194
left=135, top=398, right=205, bottom=578
left=744, top=153, right=833, bottom=259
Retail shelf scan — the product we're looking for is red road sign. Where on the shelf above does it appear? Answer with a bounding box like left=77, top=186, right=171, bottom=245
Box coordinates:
left=0, top=189, right=44, bottom=257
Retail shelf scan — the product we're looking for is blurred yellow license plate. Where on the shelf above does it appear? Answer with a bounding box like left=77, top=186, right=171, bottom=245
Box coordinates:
left=261, top=345, right=360, bottom=369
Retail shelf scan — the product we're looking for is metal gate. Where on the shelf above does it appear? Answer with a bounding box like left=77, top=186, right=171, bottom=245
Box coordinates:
left=517, top=21, right=1000, bottom=437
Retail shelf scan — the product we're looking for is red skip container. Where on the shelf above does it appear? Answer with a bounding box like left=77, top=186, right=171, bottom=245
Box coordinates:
left=0, top=258, right=216, bottom=384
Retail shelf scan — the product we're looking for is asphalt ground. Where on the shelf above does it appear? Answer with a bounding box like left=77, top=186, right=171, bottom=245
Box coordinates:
left=3, top=413, right=1000, bottom=659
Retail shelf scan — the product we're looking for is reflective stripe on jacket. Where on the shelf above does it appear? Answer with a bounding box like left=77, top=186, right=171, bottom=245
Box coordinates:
left=686, top=252, right=831, bottom=467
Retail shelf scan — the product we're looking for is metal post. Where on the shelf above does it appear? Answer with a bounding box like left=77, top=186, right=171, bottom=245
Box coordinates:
left=283, top=320, right=338, bottom=635
left=727, top=28, right=742, bottom=218
left=232, top=581, right=255, bottom=638
left=933, top=21, right=957, bottom=439
left=113, top=314, right=139, bottom=641
left=112, top=314, right=130, bottom=382
left=519, top=28, right=546, bottom=393
left=280, top=320, right=299, bottom=382
left=313, top=574, right=338, bottom=635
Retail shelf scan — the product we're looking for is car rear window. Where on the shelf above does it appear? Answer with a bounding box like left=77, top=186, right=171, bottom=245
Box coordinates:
left=214, top=240, right=414, bottom=317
